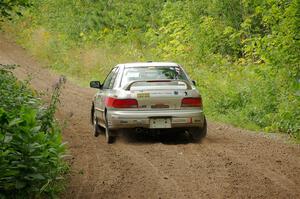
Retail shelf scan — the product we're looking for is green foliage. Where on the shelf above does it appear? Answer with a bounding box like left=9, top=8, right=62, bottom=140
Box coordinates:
left=0, top=65, right=68, bottom=198
left=198, top=65, right=300, bottom=139
left=1, top=0, right=299, bottom=139
left=0, top=64, right=37, bottom=115
left=0, top=0, right=31, bottom=20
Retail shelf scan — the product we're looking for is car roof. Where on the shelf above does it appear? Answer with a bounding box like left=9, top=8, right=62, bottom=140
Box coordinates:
left=119, top=62, right=180, bottom=67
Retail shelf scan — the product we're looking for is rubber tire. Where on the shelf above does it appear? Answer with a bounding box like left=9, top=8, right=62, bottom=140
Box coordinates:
left=105, top=116, right=116, bottom=144
left=189, top=117, right=207, bottom=142
left=93, top=111, right=102, bottom=137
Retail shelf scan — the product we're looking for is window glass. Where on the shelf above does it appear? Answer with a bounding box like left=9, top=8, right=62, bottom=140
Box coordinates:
left=108, top=68, right=119, bottom=89
left=121, top=66, right=188, bottom=87
left=102, top=67, right=118, bottom=89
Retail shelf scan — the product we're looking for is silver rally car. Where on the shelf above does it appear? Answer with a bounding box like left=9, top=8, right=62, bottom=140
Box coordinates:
left=90, top=62, right=207, bottom=143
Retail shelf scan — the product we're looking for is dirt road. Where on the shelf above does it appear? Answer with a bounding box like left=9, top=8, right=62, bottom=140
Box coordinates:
left=1, top=33, right=299, bottom=199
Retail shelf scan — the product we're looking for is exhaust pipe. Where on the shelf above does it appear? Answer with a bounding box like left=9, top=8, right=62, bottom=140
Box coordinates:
left=135, top=128, right=143, bottom=133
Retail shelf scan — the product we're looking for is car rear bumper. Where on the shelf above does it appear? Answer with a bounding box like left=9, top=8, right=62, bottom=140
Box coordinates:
left=107, top=109, right=205, bottom=129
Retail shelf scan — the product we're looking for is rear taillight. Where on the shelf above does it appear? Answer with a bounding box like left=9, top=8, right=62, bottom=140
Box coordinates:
left=181, top=97, right=202, bottom=107
left=105, top=97, right=138, bottom=108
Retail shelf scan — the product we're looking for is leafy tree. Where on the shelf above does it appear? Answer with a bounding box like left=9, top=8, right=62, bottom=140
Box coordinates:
left=0, top=0, right=31, bottom=19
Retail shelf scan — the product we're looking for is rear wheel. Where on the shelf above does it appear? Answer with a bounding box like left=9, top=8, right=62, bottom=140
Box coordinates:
left=93, top=111, right=102, bottom=137
left=105, top=115, right=116, bottom=144
left=189, top=117, right=207, bottom=142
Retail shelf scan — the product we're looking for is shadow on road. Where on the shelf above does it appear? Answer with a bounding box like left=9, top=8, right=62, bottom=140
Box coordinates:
left=118, top=129, right=203, bottom=145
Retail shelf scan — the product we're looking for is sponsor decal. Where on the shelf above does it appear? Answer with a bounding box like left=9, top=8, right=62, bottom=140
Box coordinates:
left=137, top=92, right=150, bottom=98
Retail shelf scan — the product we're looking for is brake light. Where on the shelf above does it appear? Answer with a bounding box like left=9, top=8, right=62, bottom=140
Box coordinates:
left=105, top=97, right=138, bottom=108
left=181, top=97, right=202, bottom=107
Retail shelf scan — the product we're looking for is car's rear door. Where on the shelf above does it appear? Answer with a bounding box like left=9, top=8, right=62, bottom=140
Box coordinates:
left=95, top=67, right=119, bottom=125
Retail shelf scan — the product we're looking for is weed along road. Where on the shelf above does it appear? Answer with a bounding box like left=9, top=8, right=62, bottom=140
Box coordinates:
left=1, top=34, right=300, bottom=199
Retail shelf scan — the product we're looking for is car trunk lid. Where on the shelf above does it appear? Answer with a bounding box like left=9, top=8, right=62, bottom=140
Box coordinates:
left=126, top=80, right=192, bottom=110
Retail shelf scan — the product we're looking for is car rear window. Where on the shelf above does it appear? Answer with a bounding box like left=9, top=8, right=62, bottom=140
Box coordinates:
left=121, top=66, right=189, bottom=87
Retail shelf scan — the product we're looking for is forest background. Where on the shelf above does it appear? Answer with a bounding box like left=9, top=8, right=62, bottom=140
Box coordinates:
left=1, top=0, right=299, bottom=139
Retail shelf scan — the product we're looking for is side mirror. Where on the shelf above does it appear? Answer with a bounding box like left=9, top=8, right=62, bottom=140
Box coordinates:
left=90, top=81, right=102, bottom=89
left=192, top=80, right=197, bottom=86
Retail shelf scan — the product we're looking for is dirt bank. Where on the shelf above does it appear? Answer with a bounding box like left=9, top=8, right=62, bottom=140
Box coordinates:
left=0, top=33, right=299, bottom=199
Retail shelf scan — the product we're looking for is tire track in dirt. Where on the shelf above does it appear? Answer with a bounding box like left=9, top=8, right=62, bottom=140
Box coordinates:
left=1, top=33, right=299, bottom=199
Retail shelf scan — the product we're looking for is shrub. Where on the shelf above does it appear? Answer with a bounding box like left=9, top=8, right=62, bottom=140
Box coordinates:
left=0, top=65, right=68, bottom=198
